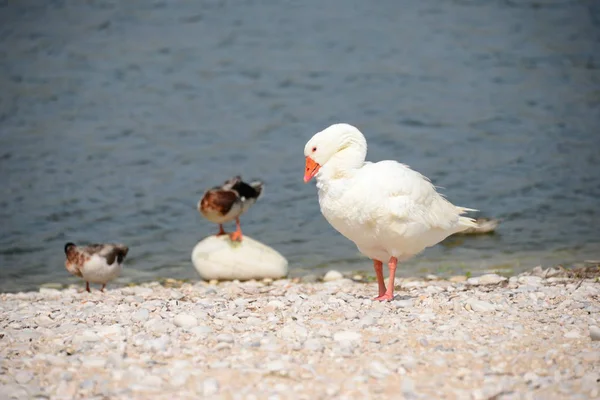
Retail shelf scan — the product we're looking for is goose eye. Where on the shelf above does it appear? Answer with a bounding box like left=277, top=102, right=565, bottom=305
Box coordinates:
left=312, top=146, right=317, bottom=152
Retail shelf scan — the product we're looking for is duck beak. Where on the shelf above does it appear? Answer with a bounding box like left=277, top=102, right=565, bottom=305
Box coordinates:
left=304, top=156, right=321, bottom=183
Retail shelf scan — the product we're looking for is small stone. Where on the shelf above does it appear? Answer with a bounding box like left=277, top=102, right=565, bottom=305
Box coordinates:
left=468, top=274, right=507, bottom=286
left=333, top=331, right=362, bottom=343
left=344, top=310, right=358, bottom=320
left=304, top=338, right=324, bottom=352
left=392, top=299, right=413, bottom=308
left=73, top=330, right=101, bottom=345
left=281, top=322, right=308, bottom=341
left=449, top=276, right=467, bottom=283
left=97, top=324, right=123, bottom=338
left=216, top=334, right=234, bottom=344
left=200, top=378, right=219, bottom=396
left=190, top=326, right=213, bottom=336
left=358, top=315, right=376, bottom=327
left=323, top=270, right=343, bottom=282
left=518, top=276, right=542, bottom=286
left=173, top=314, right=198, bottom=329
left=82, top=357, right=107, bottom=368
left=564, top=330, right=581, bottom=339
left=589, top=326, right=600, bottom=341
left=402, top=378, right=416, bottom=398
left=266, top=300, right=285, bottom=311
left=466, top=298, right=496, bottom=313
left=132, top=308, right=150, bottom=322
left=369, top=361, right=391, bottom=379
left=14, top=371, right=34, bottom=384
left=266, top=360, right=287, bottom=374
left=145, top=319, right=173, bottom=335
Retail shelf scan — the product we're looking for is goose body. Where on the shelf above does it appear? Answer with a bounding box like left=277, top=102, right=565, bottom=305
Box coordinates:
left=303, top=123, right=478, bottom=301
left=198, top=176, right=263, bottom=241
left=64, top=242, right=129, bottom=292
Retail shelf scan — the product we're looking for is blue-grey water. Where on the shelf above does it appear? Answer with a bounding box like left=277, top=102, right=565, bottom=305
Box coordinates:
left=1, top=0, right=599, bottom=292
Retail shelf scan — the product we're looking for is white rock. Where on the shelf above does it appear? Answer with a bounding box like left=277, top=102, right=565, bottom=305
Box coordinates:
left=304, top=338, right=324, bottom=352
left=145, top=319, right=174, bottom=335
left=281, top=322, right=308, bottom=341
left=369, top=361, right=391, bottom=379
left=132, top=309, right=150, bottom=322
left=73, top=330, right=101, bottom=345
left=14, top=371, right=34, bottom=384
left=564, top=330, right=581, bottom=339
left=82, top=356, right=107, bottom=368
left=173, top=314, right=198, bottom=329
left=323, top=270, right=343, bottom=282
left=392, top=299, right=414, bottom=308
left=266, top=360, right=287, bottom=374
left=266, top=300, right=285, bottom=311
left=97, top=324, right=123, bottom=338
left=190, top=326, right=213, bottom=336
left=518, top=276, right=542, bottom=286
left=468, top=274, right=507, bottom=286
left=216, top=333, right=234, bottom=343
left=466, top=299, right=496, bottom=313
left=585, top=325, right=600, bottom=342
left=191, top=235, right=288, bottom=281
left=333, top=331, right=362, bottom=343
left=202, top=378, right=219, bottom=396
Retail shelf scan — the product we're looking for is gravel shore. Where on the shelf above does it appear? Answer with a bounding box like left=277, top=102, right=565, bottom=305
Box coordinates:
left=1, top=267, right=599, bottom=400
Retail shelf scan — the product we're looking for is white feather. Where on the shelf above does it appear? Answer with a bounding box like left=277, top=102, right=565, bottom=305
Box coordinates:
left=80, top=254, right=123, bottom=284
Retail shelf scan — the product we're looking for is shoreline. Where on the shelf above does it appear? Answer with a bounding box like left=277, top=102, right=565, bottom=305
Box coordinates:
left=1, top=266, right=599, bottom=399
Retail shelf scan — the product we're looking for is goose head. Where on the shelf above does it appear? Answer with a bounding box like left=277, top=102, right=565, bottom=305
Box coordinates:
left=303, top=123, right=368, bottom=183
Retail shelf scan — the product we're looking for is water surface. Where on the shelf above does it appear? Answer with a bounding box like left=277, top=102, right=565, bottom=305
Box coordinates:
left=1, top=0, right=599, bottom=292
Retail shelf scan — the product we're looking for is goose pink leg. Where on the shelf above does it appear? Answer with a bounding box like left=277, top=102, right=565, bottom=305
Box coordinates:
left=373, top=257, right=398, bottom=302
left=372, top=260, right=386, bottom=299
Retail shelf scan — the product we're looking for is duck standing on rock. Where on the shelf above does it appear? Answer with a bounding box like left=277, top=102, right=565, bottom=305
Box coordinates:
left=64, top=242, right=129, bottom=292
left=198, top=175, right=263, bottom=242
left=303, top=123, right=479, bottom=301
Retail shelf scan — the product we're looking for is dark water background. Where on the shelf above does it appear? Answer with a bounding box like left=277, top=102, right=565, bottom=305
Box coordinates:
left=1, top=0, right=599, bottom=292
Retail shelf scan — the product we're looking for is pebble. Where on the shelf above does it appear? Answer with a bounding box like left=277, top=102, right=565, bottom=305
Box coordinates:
left=392, top=299, right=414, bottom=308
left=564, top=330, right=581, bottom=339
left=173, top=313, right=198, bottom=329
left=468, top=274, right=507, bottom=286
left=132, top=308, right=150, bottom=322
left=266, top=300, right=285, bottom=311
left=518, top=276, right=542, bottom=286
left=589, top=326, right=600, bottom=341
left=323, top=270, right=344, bottom=282
left=466, top=298, right=496, bottom=313
left=304, top=338, right=324, bottom=352
left=190, top=325, right=213, bottom=336
left=14, top=371, right=33, bottom=384
left=216, top=333, right=234, bottom=343
left=281, top=322, right=309, bottom=341
left=333, top=331, right=362, bottom=343
left=0, top=270, right=596, bottom=399
left=369, top=361, right=391, bottom=379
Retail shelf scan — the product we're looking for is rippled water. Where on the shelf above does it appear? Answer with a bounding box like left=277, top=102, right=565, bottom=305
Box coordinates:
left=1, top=0, right=599, bottom=292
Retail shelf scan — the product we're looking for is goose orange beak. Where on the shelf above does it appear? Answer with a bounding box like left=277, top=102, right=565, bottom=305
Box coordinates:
left=304, top=156, right=321, bottom=183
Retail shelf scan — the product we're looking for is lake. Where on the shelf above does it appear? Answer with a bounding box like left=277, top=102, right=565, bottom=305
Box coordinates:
left=1, top=0, right=599, bottom=292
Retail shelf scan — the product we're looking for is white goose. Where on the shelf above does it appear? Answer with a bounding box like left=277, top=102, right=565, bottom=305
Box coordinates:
left=303, top=123, right=478, bottom=301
